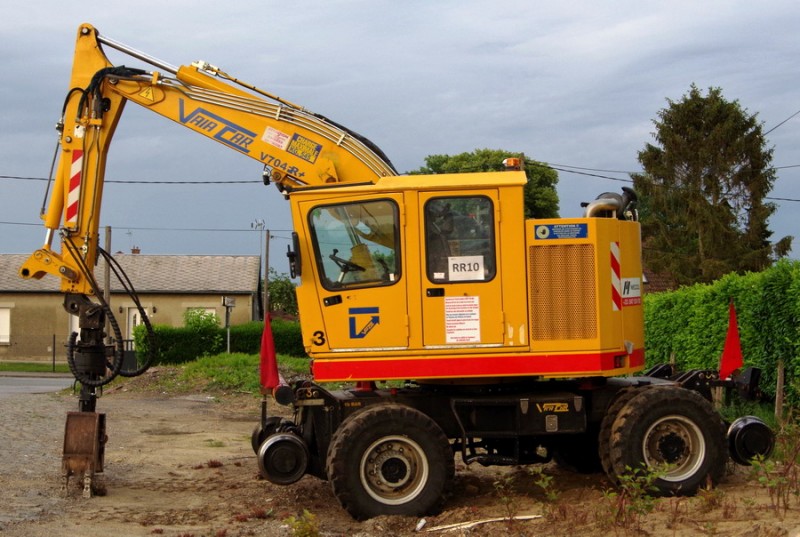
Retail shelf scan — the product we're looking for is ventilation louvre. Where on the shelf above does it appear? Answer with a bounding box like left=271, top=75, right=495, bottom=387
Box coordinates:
left=529, top=243, right=597, bottom=341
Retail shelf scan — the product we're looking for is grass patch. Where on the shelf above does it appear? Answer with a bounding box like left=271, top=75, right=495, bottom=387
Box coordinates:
left=0, top=362, right=71, bottom=374
left=84, top=352, right=312, bottom=396
left=179, top=352, right=309, bottom=394
left=280, top=355, right=312, bottom=376
left=181, top=353, right=261, bottom=393
left=3, top=354, right=345, bottom=400
left=719, top=400, right=779, bottom=429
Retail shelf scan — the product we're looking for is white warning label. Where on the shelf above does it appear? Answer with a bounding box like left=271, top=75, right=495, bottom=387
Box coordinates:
left=262, top=127, right=290, bottom=150
left=445, top=295, right=481, bottom=344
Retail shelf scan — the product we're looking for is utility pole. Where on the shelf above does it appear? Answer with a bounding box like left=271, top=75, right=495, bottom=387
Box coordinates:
left=251, top=219, right=267, bottom=319
left=264, top=230, right=270, bottom=316
left=104, top=226, right=112, bottom=344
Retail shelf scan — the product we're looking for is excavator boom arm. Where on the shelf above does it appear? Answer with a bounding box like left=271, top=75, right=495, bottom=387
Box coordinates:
left=19, top=23, right=396, bottom=295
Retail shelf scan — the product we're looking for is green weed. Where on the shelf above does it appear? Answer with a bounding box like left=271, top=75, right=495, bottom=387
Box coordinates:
left=528, top=466, right=560, bottom=503
left=493, top=473, right=520, bottom=523
left=284, top=509, right=319, bottom=537
left=749, top=418, right=800, bottom=517
left=596, top=464, right=664, bottom=533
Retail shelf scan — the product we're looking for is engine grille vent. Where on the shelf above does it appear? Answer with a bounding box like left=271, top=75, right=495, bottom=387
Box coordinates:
left=529, top=243, right=597, bottom=341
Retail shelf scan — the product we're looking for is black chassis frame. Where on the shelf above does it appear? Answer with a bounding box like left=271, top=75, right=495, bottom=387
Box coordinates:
left=288, top=374, right=676, bottom=479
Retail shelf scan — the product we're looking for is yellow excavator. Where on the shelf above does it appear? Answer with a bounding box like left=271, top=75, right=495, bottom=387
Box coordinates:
left=20, top=24, right=773, bottom=518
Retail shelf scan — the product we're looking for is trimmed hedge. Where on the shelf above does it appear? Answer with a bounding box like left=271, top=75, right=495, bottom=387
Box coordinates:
left=270, top=318, right=307, bottom=357
left=644, top=259, right=800, bottom=405
left=227, top=322, right=263, bottom=354
left=133, top=324, right=223, bottom=365
left=134, top=318, right=306, bottom=365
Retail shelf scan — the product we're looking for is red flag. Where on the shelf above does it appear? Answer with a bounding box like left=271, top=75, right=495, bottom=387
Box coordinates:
left=719, top=301, right=744, bottom=380
left=260, top=313, right=280, bottom=391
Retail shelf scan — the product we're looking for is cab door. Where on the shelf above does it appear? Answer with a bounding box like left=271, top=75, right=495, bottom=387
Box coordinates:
left=303, top=194, right=408, bottom=351
left=420, top=192, right=504, bottom=347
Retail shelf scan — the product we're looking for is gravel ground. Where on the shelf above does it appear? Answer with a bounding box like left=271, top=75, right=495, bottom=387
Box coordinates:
left=0, top=392, right=68, bottom=528
left=3, top=382, right=800, bottom=537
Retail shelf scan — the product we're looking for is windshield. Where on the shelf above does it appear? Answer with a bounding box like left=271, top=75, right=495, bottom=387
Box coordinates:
left=309, top=199, right=400, bottom=289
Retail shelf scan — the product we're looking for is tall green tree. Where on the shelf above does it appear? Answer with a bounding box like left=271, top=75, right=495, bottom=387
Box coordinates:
left=267, top=268, right=298, bottom=316
left=410, top=148, right=559, bottom=218
left=632, top=85, right=791, bottom=285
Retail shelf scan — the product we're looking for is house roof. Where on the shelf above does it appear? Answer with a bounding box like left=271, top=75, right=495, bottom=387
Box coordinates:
left=642, top=267, right=677, bottom=293
left=0, top=253, right=261, bottom=294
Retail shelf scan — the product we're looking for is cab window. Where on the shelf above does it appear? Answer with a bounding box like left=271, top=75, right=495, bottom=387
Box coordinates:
left=425, top=196, right=495, bottom=283
left=309, top=199, right=400, bottom=290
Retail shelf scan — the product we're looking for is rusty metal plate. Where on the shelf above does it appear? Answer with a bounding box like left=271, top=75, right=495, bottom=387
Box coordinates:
left=62, top=411, right=106, bottom=476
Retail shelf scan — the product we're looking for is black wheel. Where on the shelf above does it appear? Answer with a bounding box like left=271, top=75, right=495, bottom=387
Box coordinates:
left=326, top=404, right=454, bottom=520
left=251, top=417, right=283, bottom=454
left=257, top=432, right=309, bottom=485
left=598, top=386, right=653, bottom=480
left=608, top=385, right=726, bottom=495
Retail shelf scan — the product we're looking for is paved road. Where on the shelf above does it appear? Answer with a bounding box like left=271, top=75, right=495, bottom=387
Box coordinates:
left=0, top=374, right=74, bottom=398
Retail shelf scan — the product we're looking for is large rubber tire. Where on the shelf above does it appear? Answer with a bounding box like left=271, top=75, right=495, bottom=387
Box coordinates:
left=599, top=386, right=653, bottom=480
left=326, top=404, right=455, bottom=520
left=608, top=385, right=727, bottom=496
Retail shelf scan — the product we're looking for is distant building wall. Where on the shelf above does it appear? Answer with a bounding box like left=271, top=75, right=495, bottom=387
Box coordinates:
left=1, top=291, right=255, bottom=362
left=0, top=293, right=73, bottom=362
left=1, top=253, right=261, bottom=362
left=114, top=292, right=256, bottom=338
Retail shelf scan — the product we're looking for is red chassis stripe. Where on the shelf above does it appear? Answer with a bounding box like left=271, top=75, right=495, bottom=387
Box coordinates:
left=312, top=348, right=645, bottom=382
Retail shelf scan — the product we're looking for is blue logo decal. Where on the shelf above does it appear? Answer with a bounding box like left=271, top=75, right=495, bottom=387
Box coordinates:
left=534, top=223, right=588, bottom=240
left=349, top=307, right=379, bottom=339
left=178, top=99, right=256, bottom=153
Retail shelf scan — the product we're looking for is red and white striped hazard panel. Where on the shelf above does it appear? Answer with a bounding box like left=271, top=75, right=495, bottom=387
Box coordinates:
left=65, top=150, right=83, bottom=228
left=610, top=241, right=622, bottom=311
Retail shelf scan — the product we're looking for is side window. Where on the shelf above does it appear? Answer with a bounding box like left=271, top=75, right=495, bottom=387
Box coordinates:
left=309, top=199, right=400, bottom=290
left=425, top=196, right=495, bottom=283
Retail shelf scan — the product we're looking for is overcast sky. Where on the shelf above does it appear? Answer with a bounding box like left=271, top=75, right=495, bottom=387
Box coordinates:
left=2, top=0, right=798, bottom=273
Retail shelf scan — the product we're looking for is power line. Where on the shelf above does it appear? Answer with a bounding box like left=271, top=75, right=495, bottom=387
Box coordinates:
left=763, top=196, right=800, bottom=203
left=541, top=164, right=633, bottom=183
left=0, top=220, right=293, bottom=236
left=764, top=109, right=800, bottom=136
left=113, top=225, right=293, bottom=233
left=4, top=154, right=800, bottom=204
left=537, top=163, right=800, bottom=203
left=541, top=162, right=800, bottom=177
left=0, top=174, right=260, bottom=184
left=542, top=162, right=639, bottom=175
left=0, top=221, right=39, bottom=227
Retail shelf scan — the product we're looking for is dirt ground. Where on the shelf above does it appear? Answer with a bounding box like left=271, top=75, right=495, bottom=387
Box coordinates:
left=2, top=374, right=800, bottom=537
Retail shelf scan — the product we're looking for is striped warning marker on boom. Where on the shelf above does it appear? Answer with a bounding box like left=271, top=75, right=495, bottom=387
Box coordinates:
left=65, top=150, right=83, bottom=228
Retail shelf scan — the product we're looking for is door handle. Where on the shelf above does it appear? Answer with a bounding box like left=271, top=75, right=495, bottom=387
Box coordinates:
left=426, top=288, right=444, bottom=297
left=324, top=295, right=343, bottom=306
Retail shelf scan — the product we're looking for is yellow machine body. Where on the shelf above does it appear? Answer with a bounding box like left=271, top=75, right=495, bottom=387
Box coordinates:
left=291, top=172, right=645, bottom=382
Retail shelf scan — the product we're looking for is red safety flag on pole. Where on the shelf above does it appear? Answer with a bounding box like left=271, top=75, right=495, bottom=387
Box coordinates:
left=719, top=300, right=744, bottom=380
left=260, top=313, right=280, bottom=391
